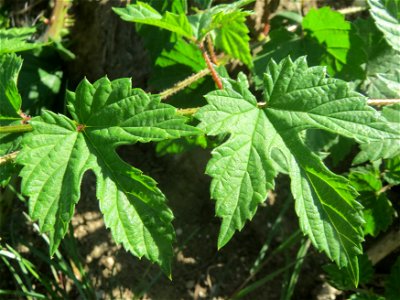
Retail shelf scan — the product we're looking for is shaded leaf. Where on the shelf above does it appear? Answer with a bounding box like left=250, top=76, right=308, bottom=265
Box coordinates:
left=384, top=155, right=400, bottom=185
left=385, top=256, right=400, bottom=300
left=0, top=53, right=23, bottom=121
left=302, top=7, right=365, bottom=78
left=324, top=254, right=374, bottom=290
left=156, top=134, right=208, bottom=156
left=368, top=0, right=400, bottom=51
left=354, top=104, right=400, bottom=164
left=349, top=165, right=394, bottom=237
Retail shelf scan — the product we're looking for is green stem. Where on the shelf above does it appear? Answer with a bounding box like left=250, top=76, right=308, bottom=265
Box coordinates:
left=159, top=68, right=210, bottom=100
left=0, top=124, right=33, bottom=133
left=176, top=107, right=200, bottom=116
left=368, top=99, right=400, bottom=106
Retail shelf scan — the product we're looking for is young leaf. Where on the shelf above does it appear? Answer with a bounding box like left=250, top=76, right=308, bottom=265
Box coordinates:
left=17, top=77, right=200, bottom=275
left=212, top=10, right=253, bottom=67
left=354, top=104, right=400, bottom=164
left=0, top=53, right=23, bottom=121
left=368, top=0, right=400, bottom=52
left=113, top=2, right=194, bottom=40
left=196, top=57, right=400, bottom=285
left=0, top=27, right=43, bottom=54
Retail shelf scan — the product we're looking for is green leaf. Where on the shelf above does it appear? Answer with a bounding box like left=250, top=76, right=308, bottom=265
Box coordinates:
left=212, top=10, right=252, bottom=66
left=253, top=28, right=305, bottom=88
left=349, top=293, right=385, bottom=300
left=354, top=104, right=400, bottom=164
left=302, top=7, right=365, bottom=78
left=18, top=50, right=63, bottom=115
left=0, top=27, right=43, bottom=54
left=385, top=256, right=400, bottom=300
left=0, top=53, right=23, bottom=121
left=374, top=71, right=400, bottom=97
left=384, top=155, right=400, bottom=185
left=156, top=134, right=208, bottom=156
left=0, top=121, right=22, bottom=187
left=17, top=77, right=200, bottom=275
left=324, top=254, right=374, bottom=290
left=349, top=165, right=394, bottom=236
left=368, top=0, right=400, bottom=51
left=347, top=17, right=399, bottom=97
left=113, top=2, right=194, bottom=39
left=196, top=57, right=400, bottom=285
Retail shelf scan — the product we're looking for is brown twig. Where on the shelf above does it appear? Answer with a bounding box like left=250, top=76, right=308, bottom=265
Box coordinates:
left=0, top=151, right=19, bottom=165
left=367, top=228, right=400, bottom=265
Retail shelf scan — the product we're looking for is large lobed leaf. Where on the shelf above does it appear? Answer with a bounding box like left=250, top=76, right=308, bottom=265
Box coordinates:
left=17, top=77, right=199, bottom=275
left=368, top=0, right=400, bottom=51
left=196, top=57, right=400, bottom=285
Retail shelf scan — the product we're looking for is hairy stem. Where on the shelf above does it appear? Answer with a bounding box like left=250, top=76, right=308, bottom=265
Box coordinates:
left=199, top=42, right=223, bottom=90
left=177, top=107, right=200, bottom=116
left=367, top=98, right=400, bottom=106
left=206, top=35, right=218, bottom=65
left=159, top=68, right=210, bottom=100
left=0, top=124, right=33, bottom=133
left=43, top=0, right=72, bottom=41
left=0, top=151, right=19, bottom=165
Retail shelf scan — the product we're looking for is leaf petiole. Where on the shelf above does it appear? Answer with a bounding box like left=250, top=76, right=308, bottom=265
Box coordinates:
left=0, top=124, right=33, bottom=134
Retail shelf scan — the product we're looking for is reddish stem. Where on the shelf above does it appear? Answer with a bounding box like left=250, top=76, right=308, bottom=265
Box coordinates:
left=76, top=124, right=86, bottom=132
left=199, top=42, right=223, bottom=90
left=206, top=35, right=218, bottom=65
left=263, top=22, right=271, bottom=36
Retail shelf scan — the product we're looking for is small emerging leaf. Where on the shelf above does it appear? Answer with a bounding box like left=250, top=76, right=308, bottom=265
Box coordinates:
left=0, top=27, right=43, bottom=54
left=113, top=2, right=194, bottom=39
